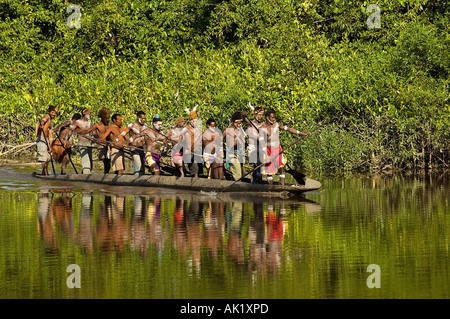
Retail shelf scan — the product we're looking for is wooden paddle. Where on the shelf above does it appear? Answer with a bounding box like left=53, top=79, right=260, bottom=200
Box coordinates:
left=284, top=163, right=306, bottom=185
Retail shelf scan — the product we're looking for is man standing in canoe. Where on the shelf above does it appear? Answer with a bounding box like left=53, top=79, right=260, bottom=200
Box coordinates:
left=243, top=104, right=265, bottom=184
left=81, top=107, right=112, bottom=174
left=73, top=108, right=93, bottom=174
left=166, top=116, right=186, bottom=177
left=100, top=113, right=129, bottom=175
left=183, top=106, right=202, bottom=178
left=202, top=117, right=225, bottom=180
left=224, top=111, right=246, bottom=181
left=126, top=111, right=147, bottom=176
left=141, top=114, right=167, bottom=175
left=52, top=113, right=82, bottom=175
left=259, top=109, right=310, bottom=186
left=35, top=105, right=57, bottom=175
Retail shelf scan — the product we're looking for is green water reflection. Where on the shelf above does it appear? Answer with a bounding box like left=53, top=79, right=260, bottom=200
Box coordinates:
left=0, top=167, right=449, bottom=298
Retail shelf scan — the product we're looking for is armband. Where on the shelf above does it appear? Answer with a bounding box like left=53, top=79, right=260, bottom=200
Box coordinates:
left=129, top=137, right=134, bottom=143
left=296, top=130, right=300, bottom=135
left=284, top=126, right=288, bottom=131
left=121, top=131, right=127, bottom=136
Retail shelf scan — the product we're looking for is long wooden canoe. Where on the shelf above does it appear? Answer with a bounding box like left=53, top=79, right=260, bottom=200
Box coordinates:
left=32, top=173, right=321, bottom=198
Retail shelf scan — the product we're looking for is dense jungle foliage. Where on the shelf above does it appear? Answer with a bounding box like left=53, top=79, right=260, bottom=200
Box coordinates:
left=0, top=0, right=449, bottom=173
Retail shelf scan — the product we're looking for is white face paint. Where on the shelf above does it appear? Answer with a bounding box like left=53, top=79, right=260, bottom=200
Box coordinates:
left=85, top=114, right=91, bottom=120
left=154, top=121, right=162, bottom=131
left=255, top=112, right=264, bottom=123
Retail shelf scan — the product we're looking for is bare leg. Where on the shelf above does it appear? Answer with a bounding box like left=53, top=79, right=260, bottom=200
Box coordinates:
left=279, top=167, right=285, bottom=186
left=41, top=162, right=49, bottom=176
left=175, top=162, right=184, bottom=177
left=61, top=158, right=69, bottom=175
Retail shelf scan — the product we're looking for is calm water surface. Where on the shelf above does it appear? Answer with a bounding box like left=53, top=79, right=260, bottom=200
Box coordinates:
left=0, top=166, right=448, bottom=299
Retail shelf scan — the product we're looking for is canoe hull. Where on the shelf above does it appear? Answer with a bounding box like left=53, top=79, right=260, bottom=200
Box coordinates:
left=33, top=173, right=321, bottom=198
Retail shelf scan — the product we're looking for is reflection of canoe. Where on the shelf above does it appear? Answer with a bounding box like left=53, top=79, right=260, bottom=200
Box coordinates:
left=33, top=173, right=321, bottom=198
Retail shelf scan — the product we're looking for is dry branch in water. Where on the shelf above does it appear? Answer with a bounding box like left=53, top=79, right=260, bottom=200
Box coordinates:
left=0, top=142, right=36, bottom=157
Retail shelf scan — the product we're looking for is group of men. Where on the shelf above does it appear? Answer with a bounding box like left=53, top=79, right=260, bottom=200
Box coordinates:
left=35, top=104, right=310, bottom=185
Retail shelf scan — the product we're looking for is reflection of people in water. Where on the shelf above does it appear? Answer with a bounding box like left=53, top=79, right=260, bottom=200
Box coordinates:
left=203, top=201, right=225, bottom=259
left=226, top=201, right=246, bottom=265
left=35, top=189, right=293, bottom=277
left=37, top=190, right=75, bottom=252
left=77, top=192, right=94, bottom=254
left=96, top=195, right=128, bottom=253
left=146, top=197, right=163, bottom=257
left=186, top=200, right=203, bottom=273
left=173, top=198, right=188, bottom=257
left=249, top=202, right=266, bottom=274
left=51, top=191, right=74, bottom=238
left=264, top=202, right=285, bottom=274
left=37, top=189, right=56, bottom=250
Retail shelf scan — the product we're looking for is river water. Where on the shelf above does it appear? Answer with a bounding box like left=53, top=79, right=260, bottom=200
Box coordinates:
left=0, top=165, right=448, bottom=299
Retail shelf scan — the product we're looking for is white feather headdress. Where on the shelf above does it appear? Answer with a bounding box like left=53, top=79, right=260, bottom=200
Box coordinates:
left=186, top=104, right=198, bottom=120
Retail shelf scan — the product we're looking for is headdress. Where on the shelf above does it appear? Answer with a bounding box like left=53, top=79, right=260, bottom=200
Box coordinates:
left=152, top=114, right=162, bottom=123
left=185, top=104, right=198, bottom=120
left=83, top=108, right=91, bottom=115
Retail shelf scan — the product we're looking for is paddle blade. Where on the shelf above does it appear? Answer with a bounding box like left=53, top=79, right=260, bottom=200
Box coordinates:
left=285, top=164, right=306, bottom=185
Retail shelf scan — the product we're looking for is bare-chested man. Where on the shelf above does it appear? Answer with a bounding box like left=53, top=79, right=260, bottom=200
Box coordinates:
left=182, top=107, right=202, bottom=178
left=141, top=115, right=167, bottom=175
left=81, top=107, right=111, bottom=173
left=259, top=109, right=310, bottom=186
left=100, top=113, right=129, bottom=175
left=202, top=118, right=224, bottom=180
left=72, top=108, right=93, bottom=174
left=124, top=111, right=147, bottom=176
left=166, top=116, right=186, bottom=177
left=52, top=113, right=82, bottom=175
left=35, top=105, right=57, bottom=175
left=243, top=105, right=265, bottom=183
left=224, top=111, right=246, bottom=181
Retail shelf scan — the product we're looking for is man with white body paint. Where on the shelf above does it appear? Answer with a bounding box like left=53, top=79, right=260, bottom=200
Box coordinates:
left=259, top=109, right=310, bottom=186
left=123, top=111, right=147, bottom=176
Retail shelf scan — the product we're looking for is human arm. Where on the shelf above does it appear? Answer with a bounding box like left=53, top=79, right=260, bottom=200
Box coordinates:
left=279, top=123, right=310, bottom=136
left=54, top=120, right=72, bottom=135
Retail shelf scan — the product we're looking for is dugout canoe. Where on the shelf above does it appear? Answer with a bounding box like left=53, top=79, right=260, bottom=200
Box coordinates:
left=32, top=173, right=321, bottom=198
